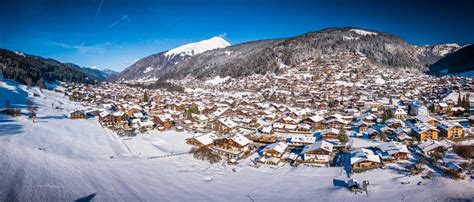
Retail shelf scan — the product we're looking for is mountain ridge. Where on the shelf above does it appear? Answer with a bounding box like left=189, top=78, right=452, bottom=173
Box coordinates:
left=117, top=27, right=462, bottom=82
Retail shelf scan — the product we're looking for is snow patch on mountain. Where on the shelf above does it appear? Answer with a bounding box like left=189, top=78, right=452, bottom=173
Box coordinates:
left=143, top=66, right=154, bottom=74
left=432, top=43, right=460, bottom=57
left=14, top=51, right=25, bottom=57
left=165, top=36, right=231, bottom=59
left=350, top=29, right=377, bottom=36
left=343, top=36, right=360, bottom=41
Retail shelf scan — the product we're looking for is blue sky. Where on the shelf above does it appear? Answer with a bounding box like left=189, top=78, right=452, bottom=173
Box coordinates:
left=1, top=0, right=473, bottom=71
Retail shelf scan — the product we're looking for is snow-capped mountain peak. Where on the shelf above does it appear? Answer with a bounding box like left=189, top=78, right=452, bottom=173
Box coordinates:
left=164, top=36, right=231, bottom=58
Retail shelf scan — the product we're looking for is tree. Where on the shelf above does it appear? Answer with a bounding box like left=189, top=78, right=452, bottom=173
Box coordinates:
left=25, top=77, right=33, bottom=87
left=27, top=101, right=37, bottom=123
left=143, top=91, right=149, bottom=102
left=382, top=109, right=394, bottom=121
left=338, top=129, right=349, bottom=146
left=377, top=132, right=387, bottom=142
left=464, top=94, right=470, bottom=111
left=188, top=106, right=199, bottom=114
left=36, top=78, right=45, bottom=89
left=457, top=93, right=462, bottom=107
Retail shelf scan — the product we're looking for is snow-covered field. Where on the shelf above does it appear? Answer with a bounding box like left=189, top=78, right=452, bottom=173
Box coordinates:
left=1, top=79, right=473, bottom=201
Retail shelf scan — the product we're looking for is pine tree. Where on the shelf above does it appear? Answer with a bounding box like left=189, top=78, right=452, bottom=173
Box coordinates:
left=36, top=78, right=45, bottom=89
left=457, top=93, right=462, bottom=107
left=143, top=91, right=149, bottom=102
left=464, top=94, right=470, bottom=111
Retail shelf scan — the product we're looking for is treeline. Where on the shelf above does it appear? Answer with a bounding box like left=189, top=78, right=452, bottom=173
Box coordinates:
left=0, top=49, right=96, bottom=85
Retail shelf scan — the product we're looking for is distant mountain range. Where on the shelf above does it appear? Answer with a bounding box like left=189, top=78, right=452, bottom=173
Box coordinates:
left=116, top=27, right=469, bottom=82
left=1, top=27, right=472, bottom=85
left=0, top=49, right=117, bottom=85
left=64, top=63, right=118, bottom=81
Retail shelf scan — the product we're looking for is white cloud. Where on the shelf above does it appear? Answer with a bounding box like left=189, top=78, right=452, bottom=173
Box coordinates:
left=109, top=15, right=130, bottom=27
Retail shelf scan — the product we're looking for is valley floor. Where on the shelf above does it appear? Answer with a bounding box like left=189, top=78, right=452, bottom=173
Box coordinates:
left=0, top=81, right=473, bottom=201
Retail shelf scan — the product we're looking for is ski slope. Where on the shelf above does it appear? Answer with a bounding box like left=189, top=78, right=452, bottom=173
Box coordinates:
left=0, top=79, right=473, bottom=201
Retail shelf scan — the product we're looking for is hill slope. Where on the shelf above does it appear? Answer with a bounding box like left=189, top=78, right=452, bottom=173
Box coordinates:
left=429, top=44, right=474, bottom=76
left=117, top=28, right=459, bottom=81
left=0, top=49, right=102, bottom=85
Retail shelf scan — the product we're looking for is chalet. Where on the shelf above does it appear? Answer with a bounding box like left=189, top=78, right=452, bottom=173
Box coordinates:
left=99, top=111, right=113, bottom=126
left=212, top=134, right=251, bottom=159
left=301, top=140, right=333, bottom=164
left=126, top=105, right=142, bottom=117
left=350, top=148, right=382, bottom=171
left=413, top=115, right=437, bottom=127
left=353, top=120, right=372, bottom=132
left=319, top=128, right=340, bottom=140
left=186, top=132, right=218, bottom=147
left=437, top=121, right=464, bottom=139
left=260, top=126, right=273, bottom=134
left=384, top=118, right=405, bottom=129
left=262, top=142, right=288, bottom=158
left=411, top=123, right=439, bottom=142
left=417, top=140, right=444, bottom=155
left=192, top=114, right=209, bottom=126
left=212, top=118, right=238, bottom=133
left=323, top=118, right=349, bottom=129
left=153, top=114, right=174, bottom=129
left=356, top=112, right=378, bottom=123
left=376, top=141, right=409, bottom=162
left=69, top=110, right=85, bottom=119
left=393, top=128, right=412, bottom=144
left=112, top=111, right=129, bottom=127
left=304, top=114, right=324, bottom=129
left=392, top=108, right=408, bottom=120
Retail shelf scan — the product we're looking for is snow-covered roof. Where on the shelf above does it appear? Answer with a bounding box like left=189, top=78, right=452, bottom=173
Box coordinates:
left=261, top=126, right=273, bottom=133
left=321, top=128, right=340, bottom=135
left=307, top=114, right=324, bottom=123
left=351, top=148, right=381, bottom=165
left=384, top=118, right=405, bottom=127
left=290, top=135, right=316, bottom=144
left=377, top=141, right=409, bottom=156
left=213, top=107, right=228, bottom=117
left=99, top=111, right=110, bottom=117
left=437, top=120, right=462, bottom=130
left=218, top=118, right=238, bottom=128
left=193, top=132, right=218, bottom=145
left=412, top=123, right=438, bottom=134
left=264, top=142, right=288, bottom=154
left=302, top=140, right=333, bottom=154
left=417, top=140, right=443, bottom=153
left=158, top=114, right=174, bottom=121
left=356, top=112, right=377, bottom=121
left=231, top=133, right=250, bottom=147
left=284, top=124, right=297, bottom=130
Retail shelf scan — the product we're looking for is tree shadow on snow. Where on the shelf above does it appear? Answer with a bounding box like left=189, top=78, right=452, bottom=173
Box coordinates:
left=36, top=115, right=67, bottom=120
left=75, top=193, right=96, bottom=202
left=0, top=116, right=24, bottom=136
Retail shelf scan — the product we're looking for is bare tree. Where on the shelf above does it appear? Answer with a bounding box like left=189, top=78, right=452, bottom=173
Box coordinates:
left=27, top=101, right=37, bottom=123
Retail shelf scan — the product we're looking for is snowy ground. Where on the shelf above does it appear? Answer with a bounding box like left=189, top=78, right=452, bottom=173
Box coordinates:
left=1, top=80, right=473, bottom=201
